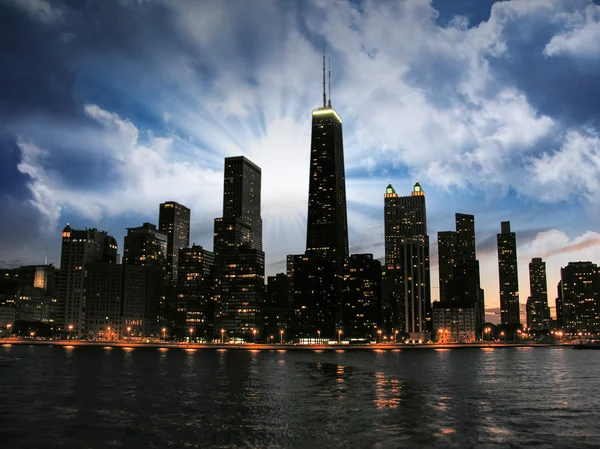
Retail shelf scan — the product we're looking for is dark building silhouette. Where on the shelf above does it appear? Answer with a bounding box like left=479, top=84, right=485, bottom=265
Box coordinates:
left=288, top=57, right=348, bottom=341
left=342, top=254, right=382, bottom=340
left=159, top=201, right=190, bottom=284
left=305, top=61, right=348, bottom=273
left=288, top=253, right=336, bottom=340
left=263, top=273, right=291, bottom=341
left=59, top=225, right=118, bottom=337
left=122, top=222, right=168, bottom=337
left=434, top=213, right=483, bottom=341
left=123, top=222, right=167, bottom=267
left=177, top=245, right=215, bottom=341
left=526, top=257, right=551, bottom=332
left=213, top=156, right=264, bottom=341
left=559, top=262, right=600, bottom=335
left=85, top=262, right=123, bottom=339
left=497, top=221, right=520, bottom=325
left=437, top=231, right=456, bottom=304
left=555, top=281, right=564, bottom=328
left=383, top=182, right=431, bottom=341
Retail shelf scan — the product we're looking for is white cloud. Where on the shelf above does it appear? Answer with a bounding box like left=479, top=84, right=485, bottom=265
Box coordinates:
left=544, top=4, right=600, bottom=57
left=529, top=128, right=600, bottom=202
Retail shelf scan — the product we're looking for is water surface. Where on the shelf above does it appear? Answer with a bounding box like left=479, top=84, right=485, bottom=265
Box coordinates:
left=1, top=345, right=599, bottom=448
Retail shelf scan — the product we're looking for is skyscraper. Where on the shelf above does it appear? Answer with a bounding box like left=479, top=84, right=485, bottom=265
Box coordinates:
left=497, top=221, right=520, bottom=325
left=559, top=262, right=600, bottom=335
left=222, top=157, right=262, bottom=251
left=214, top=156, right=265, bottom=341
left=59, top=224, right=118, bottom=337
left=123, top=222, right=168, bottom=267
left=527, top=257, right=551, bottom=332
left=159, top=201, right=190, bottom=284
left=177, top=245, right=215, bottom=340
left=437, top=231, right=456, bottom=304
left=342, top=254, right=382, bottom=340
left=122, top=222, right=168, bottom=337
left=289, top=56, right=348, bottom=341
left=384, top=182, right=431, bottom=341
left=434, top=213, right=484, bottom=341
left=305, top=56, right=348, bottom=273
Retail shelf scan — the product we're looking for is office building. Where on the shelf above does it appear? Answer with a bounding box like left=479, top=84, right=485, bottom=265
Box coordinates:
left=59, top=224, right=117, bottom=337
left=497, top=221, right=520, bottom=325
left=383, top=182, right=431, bottom=341
left=84, top=262, right=123, bottom=339
left=214, top=156, right=265, bottom=341
left=559, top=262, right=600, bottom=335
left=263, top=273, right=291, bottom=341
left=159, top=201, right=190, bottom=284
left=526, top=257, right=551, bottom=332
left=342, top=254, right=382, bottom=340
left=177, top=245, right=215, bottom=340
left=123, top=222, right=167, bottom=267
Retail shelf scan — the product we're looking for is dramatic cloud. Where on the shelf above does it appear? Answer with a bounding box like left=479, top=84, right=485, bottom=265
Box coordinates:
left=2, top=0, right=600, bottom=313
left=544, top=3, right=600, bottom=57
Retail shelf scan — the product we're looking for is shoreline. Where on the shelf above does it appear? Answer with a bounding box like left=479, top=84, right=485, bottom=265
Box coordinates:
left=2, top=339, right=567, bottom=351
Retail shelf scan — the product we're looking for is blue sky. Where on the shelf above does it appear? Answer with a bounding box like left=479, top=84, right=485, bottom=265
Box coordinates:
left=2, top=0, right=600, bottom=321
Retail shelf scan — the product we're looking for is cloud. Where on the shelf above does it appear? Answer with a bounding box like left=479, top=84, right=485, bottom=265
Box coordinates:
left=1, top=0, right=64, bottom=23
left=529, top=128, right=600, bottom=203
left=544, top=4, right=600, bottom=57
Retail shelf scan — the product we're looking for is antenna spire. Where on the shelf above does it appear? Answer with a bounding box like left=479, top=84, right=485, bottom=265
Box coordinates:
left=44, top=246, right=48, bottom=265
left=322, top=41, right=326, bottom=108
left=328, top=56, right=331, bottom=108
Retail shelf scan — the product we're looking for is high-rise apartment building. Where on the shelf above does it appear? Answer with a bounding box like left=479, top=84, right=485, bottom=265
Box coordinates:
left=84, top=262, right=123, bottom=339
left=497, top=221, right=520, bottom=325
left=123, top=222, right=167, bottom=267
left=342, top=254, right=382, bottom=340
left=559, top=262, right=600, bottom=335
left=383, top=182, right=431, bottom=341
left=159, top=201, right=190, bottom=284
left=434, top=213, right=483, bottom=340
left=263, top=273, right=291, bottom=341
left=526, top=257, right=551, bottom=332
left=177, top=245, right=215, bottom=340
left=59, top=224, right=117, bottom=337
left=214, top=156, right=265, bottom=341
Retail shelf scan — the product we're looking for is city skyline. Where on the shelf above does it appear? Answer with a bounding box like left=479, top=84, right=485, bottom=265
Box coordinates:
left=2, top=1, right=600, bottom=324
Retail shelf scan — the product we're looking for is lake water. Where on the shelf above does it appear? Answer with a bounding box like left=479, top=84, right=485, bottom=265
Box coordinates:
left=1, top=345, right=600, bottom=448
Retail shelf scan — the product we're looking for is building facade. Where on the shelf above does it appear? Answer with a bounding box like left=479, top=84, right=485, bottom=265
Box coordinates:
left=59, top=225, right=117, bottom=337
left=342, top=254, right=382, bottom=340
left=559, top=262, right=600, bottom=335
left=526, top=257, right=551, bottom=332
left=84, top=262, right=123, bottom=339
left=159, top=201, right=190, bottom=284
left=497, top=221, right=520, bottom=325
left=214, top=156, right=265, bottom=341
left=177, top=245, right=215, bottom=341
left=383, top=182, right=431, bottom=341
left=432, top=304, right=476, bottom=343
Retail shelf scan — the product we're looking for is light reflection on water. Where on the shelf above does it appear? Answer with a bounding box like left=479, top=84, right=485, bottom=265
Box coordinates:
left=1, top=346, right=600, bottom=448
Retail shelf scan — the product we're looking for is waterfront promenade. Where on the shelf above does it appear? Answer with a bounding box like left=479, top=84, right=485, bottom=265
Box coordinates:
left=2, top=339, right=563, bottom=351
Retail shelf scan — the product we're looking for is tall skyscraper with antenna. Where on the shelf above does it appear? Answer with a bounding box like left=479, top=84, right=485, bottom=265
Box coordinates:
left=305, top=53, right=349, bottom=272
left=290, top=51, right=349, bottom=340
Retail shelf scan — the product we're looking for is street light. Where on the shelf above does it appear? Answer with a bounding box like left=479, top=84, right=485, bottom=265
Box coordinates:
left=377, top=329, right=382, bottom=343
left=107, top=327, right=111, bottom=341
left=189, top=327, right=194, bottom=343
left=270, top=335, right=274, bottom=344
left=6, top=323, right=11, bottom=339
left=162, top=327, right=167, bottom=342
left=252, top=328, right=257, bottom=344
left=221, top=328, right=225, bottom=344
left=68, top=324, right=73, bottom=340
left=394, top=330, right=399, bottom=344
left=126, top=326, right=131, bottom=341
left=484, top=327, right=491, bottom=342
left=280, top=329, right=284, bottom=344
left=317, top=330, right=321, bottom=343
left=338, top=329, right=342, bottom=344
